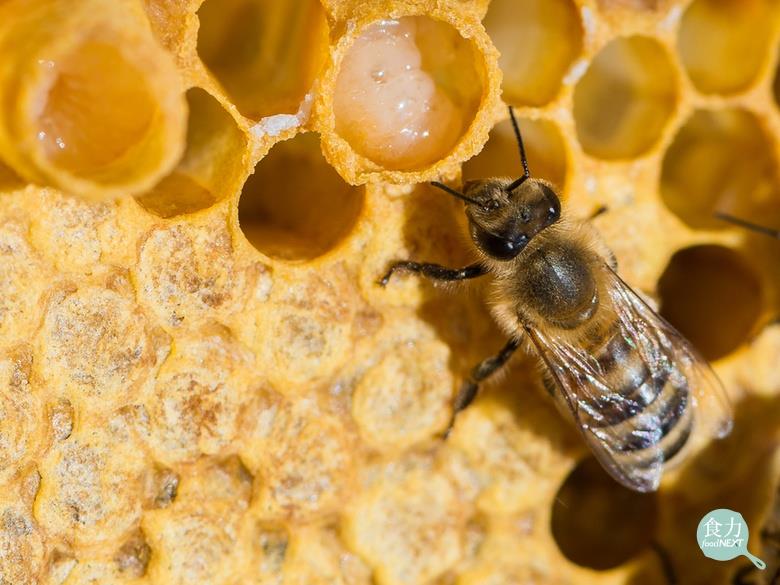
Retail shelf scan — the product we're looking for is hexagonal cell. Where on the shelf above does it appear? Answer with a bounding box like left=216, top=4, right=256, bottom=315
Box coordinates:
left=39, top=43, right=152, bottom=178
left=343, top=470, right=463, bottom=585
left=551, top=457, right=658, bottom=570
left=573, top=36, right=677, bottom=160
left=333, top=16, right=483, bottom=171
left=135, top=88, right=246, bottom=218
left=658, top=245, right=762, bottom=361
left=28, top=32, right=185, bottom=198
left=483, top=0, right=583, bottom=106
left=238, top=133, right=363, bottom=261
left=661, top=108, right=780, bottom=231
left=463, top=117, right=567, bottom=191
left=678, top=0, right=775, bottom=95
left=197, top=0, right=328, bottom=120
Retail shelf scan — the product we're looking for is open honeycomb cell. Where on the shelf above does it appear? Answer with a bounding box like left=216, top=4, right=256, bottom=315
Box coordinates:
left=238, top=132, right=363, bottom=261
left=0, top=1, right=778, bottom=585
left=551, top=457, right=658, bottom=570
left=0, top=0, right=187, bottom=200
left=658, top=244, right=763, bottom=361
left=573, top=36, right=678, bottom=160
left=135, top=87, right=247, bottom=218
left=330, top=15, right=489, bottom=173
left=483, top=0, right=583, bottom=107
left=463, top=116, right=568, bottom=191
left=197, top=0, right=329, bottom=120
left=661, top=107, right=780, bottom=230
left=678, top=0, right=777, bottom=95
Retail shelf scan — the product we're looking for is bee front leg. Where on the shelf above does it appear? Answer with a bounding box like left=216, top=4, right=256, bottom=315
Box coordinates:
left=444, top=338, right=520, bottom=437
left=378, top=261, right=485, bottom=286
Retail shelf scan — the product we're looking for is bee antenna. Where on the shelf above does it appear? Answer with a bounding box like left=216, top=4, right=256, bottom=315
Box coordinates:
left=714, top=211, right=780, bottom=238
left=431, top=181, right=482, bottom=205
left=506, top=105, right=531, bottom=192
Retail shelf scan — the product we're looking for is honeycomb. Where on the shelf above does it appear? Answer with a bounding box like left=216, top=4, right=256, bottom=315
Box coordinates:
left=0, top=0, right=779, bottom=584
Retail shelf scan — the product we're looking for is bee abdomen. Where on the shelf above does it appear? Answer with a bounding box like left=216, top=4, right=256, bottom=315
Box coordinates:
left=588, top=329, right=665, bottom=427
left=587, top=330, right=693, bottom=464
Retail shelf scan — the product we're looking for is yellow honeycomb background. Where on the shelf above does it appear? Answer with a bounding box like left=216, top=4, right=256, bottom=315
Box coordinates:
left=0, top=0, right=779, bottom=584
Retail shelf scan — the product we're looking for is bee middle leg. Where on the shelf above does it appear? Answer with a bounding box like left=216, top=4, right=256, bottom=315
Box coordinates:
left=444, top=338, right=520, bottom=436
left=378, top=261, right=486, bottom=286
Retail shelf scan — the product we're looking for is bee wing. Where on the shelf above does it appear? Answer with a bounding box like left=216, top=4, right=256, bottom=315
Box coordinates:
left=525, top=323, right=666, bottom=492
left=524, top=265, right=733, bottom=493
left=605, top=266, right=733, bottom=441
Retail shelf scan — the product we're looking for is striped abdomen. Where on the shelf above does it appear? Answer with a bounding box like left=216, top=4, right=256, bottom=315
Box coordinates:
left=581, top=324, right=693, bottom=467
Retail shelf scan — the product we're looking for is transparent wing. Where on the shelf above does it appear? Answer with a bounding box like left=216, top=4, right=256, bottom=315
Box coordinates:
left=605, top=266, right=733, bottom=440
left=524, top=264, right=733, bottom=493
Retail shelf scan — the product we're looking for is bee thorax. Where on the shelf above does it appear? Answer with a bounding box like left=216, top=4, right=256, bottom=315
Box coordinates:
left=518, top=242, right=599, bottom=329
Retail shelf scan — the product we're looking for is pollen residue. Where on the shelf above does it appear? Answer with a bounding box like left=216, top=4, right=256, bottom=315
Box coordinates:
left=333, top=16, right=482, bottom=171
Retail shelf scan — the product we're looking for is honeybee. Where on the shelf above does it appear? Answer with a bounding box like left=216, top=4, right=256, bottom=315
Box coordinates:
left=380, top=107, right=733, bottom=492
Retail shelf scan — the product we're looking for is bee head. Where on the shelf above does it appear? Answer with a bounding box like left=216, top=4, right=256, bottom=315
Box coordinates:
left=460, top=178, right=561, bottom=261
left=429, top=106, right=562, bottom=261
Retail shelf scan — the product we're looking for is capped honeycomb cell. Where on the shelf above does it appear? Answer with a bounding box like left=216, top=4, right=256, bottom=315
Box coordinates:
left=331, top=16, right=485, bottom=172
left=238, top=132, right=363, bottom=261
left=678, top=0, right=775, bottom=95
left=245, top=264, right=367, bottom=391
left=239, top=521, right=372, bottom=585
left=0, top=0, right=186, bottom=200
left=448, top=388, right=571, bottom=515
left=197, top=0, right=328, bottom=120
left=661, top=108, right=780, bottom=230
left=658, top=244, right=763, bottom=361
left=38, top=284, right=155, bottom=415
left=29, top=190, right=117, bottom=271
left=0, top=501, right=44, bottom=585
left=240, top=391, right=355, bottom=522
left=135, top=218, right=261, bottom=327
left=343, top=469, right=464, bottom=585
left=351, top=338, right=453, bottom=451
left=0, top=220, right=50, bottom=344
left=483, top=0, right=583, bottom=106
left=573, top=36, right=678, bottom=160
left=143, top=324, right=253, bottom=466
left=135, top=87, right=247, bottom=218
left=143, top=457, right=251, bottom=585
left=463, top=117, right=568, bottom=191
left=281, top=526, right=373, bottom=585
left=35, top=421, right=149, bottom=549
left=0, top=346, right=44, bottom=486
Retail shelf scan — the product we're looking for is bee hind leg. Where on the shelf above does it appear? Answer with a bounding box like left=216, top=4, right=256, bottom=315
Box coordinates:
left=378, top=261, right=485, bottom=287
left=443, top=338, right=520, bottom=438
